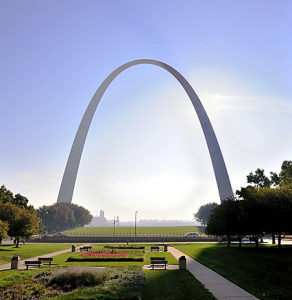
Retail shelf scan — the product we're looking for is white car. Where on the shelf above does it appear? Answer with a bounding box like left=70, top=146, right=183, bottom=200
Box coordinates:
left=184, top=232, right=199, bottom=237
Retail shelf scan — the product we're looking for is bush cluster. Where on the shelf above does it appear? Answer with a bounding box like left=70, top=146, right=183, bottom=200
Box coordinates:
left=0, top=267, right=145, bottom=299
left=49, top=266, right=110, bottom=291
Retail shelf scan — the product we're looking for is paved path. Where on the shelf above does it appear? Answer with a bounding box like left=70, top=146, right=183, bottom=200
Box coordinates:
left=168, top=247, right=259, bottom=300
left=0, top=244, right=91, bottom=271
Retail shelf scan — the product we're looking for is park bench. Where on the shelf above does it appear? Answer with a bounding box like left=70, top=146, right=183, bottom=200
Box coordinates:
left=24, top=261, right=41, bottom=270
left=38, top=257, right=53, bottom=265
left=150, top=246, right=159, bottom=252
left=80, top=246, right=92, bottom=252
left=150, top=257, right=168, bottom=270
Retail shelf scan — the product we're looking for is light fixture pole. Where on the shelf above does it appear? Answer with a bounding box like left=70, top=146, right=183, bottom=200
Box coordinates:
left=113, top=215, right=115, bottom=237
left=135, top=211, right=138, bottom=242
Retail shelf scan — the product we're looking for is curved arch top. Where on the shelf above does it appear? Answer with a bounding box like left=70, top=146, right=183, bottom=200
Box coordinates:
left=57, top=59, right=233, bottom=204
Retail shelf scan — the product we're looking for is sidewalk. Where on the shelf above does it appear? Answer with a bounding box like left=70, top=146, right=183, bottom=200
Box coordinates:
left=168, top=247, right=259, bottom=300
left=0, top=244, right=91, bottom=271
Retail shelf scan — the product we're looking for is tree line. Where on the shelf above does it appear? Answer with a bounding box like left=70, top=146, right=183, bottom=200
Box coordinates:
left=0, top=185, right=40, bottom=247
left=37, top=202, right=93, bottom=233
left=0, top=185, right=93, bottom=246
left=195, top=160, right=292, bottom=250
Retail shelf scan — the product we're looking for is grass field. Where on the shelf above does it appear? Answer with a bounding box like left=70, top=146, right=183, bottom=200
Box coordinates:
left=174, top=242, right=292, bottom=300
left=63, top=226, right=204, bottom=236
left=1, top=242, right=292, bottom=299
left=142, top=269, right=216, bottom=300
left=0, top=243, right=81, bottom=265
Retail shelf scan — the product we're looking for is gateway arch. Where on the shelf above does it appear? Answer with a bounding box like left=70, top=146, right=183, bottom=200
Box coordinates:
left=57, top=59, right=233, bottom=204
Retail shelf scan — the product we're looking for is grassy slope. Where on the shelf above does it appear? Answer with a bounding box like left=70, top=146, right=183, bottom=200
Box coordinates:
left=174, top=243, right=292, bottom=300
left=64, top=226, right=202, bottom=236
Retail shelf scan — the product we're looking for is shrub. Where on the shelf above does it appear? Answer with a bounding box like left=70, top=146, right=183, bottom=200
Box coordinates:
left=49, top=266, right=110, bottom=291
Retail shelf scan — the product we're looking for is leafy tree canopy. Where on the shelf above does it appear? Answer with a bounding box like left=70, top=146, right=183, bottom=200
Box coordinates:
left=0, top=185, right=30, bottom=209
left=0, top=220, right=9, bottom=243
left=279, top=160, right=292, bottom=185
left=37, top=202, right=93, bottom=233
left=194, top=202, right=218, bottom=227
left=245, top=160, right=292, bottom=189
left=0, top=202, right=40, bottom=247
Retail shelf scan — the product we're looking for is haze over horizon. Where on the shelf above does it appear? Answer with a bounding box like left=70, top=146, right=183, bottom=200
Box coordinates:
left=1, top=1, right=291, bottom=221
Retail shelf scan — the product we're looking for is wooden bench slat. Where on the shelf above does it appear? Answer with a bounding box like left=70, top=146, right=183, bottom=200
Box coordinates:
left=38, top=257, right=53, bottom=265
left=25, top=261, right=41, bottom=270
left=150, top=257, right=168, bottom=269
left=80, top=246, right=92, bottom=252
left=151, top=247, right=159, bottom=252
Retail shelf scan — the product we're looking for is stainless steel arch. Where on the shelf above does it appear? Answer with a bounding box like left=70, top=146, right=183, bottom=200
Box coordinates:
left=57, top=59, right=233, bottom=204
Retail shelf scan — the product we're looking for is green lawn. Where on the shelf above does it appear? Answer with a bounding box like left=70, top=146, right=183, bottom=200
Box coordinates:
left=174, top=243, right=292, bottom=300
left=2, top=242, right=291, bottom=299
left=64, top=226, right=203, bottom=236
left=142, top=269, right=216, bottom=300
left=0, top=243, right=80, bottom=264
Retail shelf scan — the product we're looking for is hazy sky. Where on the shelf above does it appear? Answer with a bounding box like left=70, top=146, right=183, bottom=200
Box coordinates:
left=1, top=1, right=291, bottom=221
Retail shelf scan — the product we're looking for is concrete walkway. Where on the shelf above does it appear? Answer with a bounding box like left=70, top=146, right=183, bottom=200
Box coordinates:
left=168, top=247, right=259, bottom=300
left=0, top=244, right=91, bottom=271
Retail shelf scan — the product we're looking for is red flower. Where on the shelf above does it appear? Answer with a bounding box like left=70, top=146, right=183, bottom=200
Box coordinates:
left=79, top=250, right=128, bottom=257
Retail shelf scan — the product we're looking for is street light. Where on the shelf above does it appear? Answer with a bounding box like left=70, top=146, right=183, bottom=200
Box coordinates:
left=135, top=211, right=138, bottom=242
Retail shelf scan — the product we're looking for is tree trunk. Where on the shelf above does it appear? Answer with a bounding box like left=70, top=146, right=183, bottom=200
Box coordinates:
left=278, top=234, right=282, bottom=250
left=227, top=236, right=231, bottom=247
left=272, top=232, right=276, bottom=244
left=15, top=238, right=20, bottom=248
left=255, top=236, right=259, bottom=249
left=238, top=237, right=242, bottom=248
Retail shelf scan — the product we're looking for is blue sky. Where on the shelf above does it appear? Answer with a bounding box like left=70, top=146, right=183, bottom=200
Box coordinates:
left=1, top=0, right=291, bottom=221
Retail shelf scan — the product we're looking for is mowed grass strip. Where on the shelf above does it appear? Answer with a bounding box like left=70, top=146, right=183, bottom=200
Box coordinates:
left=142, top=269, right=216, bottom=300
left=174, top=243, right=292, bottom=300
left=64, top=226, right=202, bottom=236
left=0, top=243, right=79, bottom=264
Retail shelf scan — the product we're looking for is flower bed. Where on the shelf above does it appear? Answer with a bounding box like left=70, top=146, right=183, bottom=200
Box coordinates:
left=79, top=249, right=128, bottom=258
left=67, top=248, right=144, bottom=262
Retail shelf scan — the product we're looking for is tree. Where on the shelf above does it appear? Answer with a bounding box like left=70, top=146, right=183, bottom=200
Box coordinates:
left=205, top=198, right=246, bottom=247
left=279, top=160, right=292, bottom=185
left=256, top=184, right=292, bottom=250
left=247, top=168, right=271, bottom=187
left=0, top=220, right=9, bottom=244
left=13, top=210, right=40, bottom=247
left=37, top=202, right=93, bottom=233
left=194, top=202, right=218, bottom=226
left=12, top=193, right=29, bottom=210
left=240, top=190, right=265, bottom=249
left=0, top=185, right=30, bottom=209
left=238, top=160, right=292, bottom=245
left=0, top=185, right=13, bottom=204
left=68, top=203, right=92, bottom=227
left=0, top=203, right=40, bottom=247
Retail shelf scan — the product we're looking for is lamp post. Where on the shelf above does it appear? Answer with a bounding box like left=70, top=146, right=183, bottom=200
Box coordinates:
left=135, top=211, right=138, bottom=242
left=113, top=215, right=115, bottom=237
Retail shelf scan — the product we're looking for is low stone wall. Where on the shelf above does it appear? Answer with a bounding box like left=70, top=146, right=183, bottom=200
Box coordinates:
left=33, top=236, right=217, bottom=243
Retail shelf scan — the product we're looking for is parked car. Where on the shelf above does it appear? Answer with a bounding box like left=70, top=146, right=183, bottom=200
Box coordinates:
left=53, top=232, right=69, bottom=237
left=184, top=232, right=199, bottom=237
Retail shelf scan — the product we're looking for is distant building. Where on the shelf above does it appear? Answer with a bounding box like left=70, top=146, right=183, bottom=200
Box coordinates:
left=88, top=210, right=108, bottom=227
left=86, top=211, right=200, bottom=227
